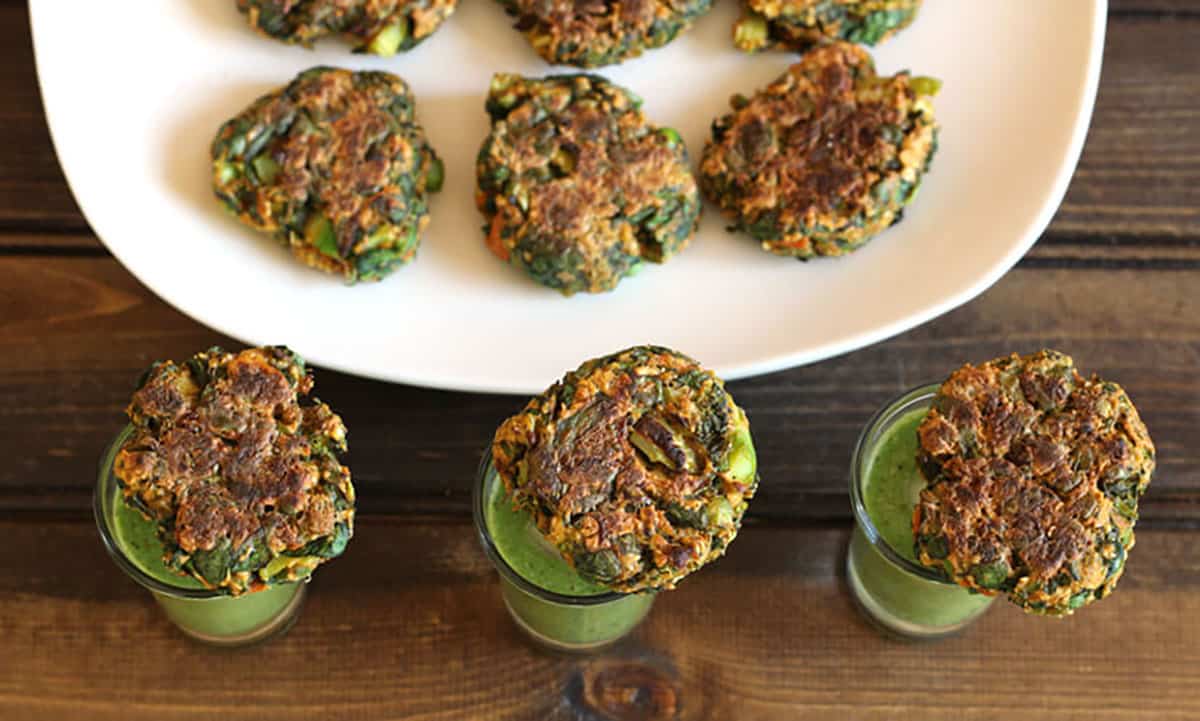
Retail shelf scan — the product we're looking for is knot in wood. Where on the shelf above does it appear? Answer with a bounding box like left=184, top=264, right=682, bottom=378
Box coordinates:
left=580, top=660, right=679, bottom=720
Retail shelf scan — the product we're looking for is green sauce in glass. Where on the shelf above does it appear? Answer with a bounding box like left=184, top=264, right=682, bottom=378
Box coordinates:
left=107, top=493, right=302, bottom=641
left=849, top=404, right=995, bottom=637
left=111, top=501, right=205, bottom=589
left=482, top=468, right=653, bottom=650
left=863, top=408, right=927, bottom=562
left=484, top=478, right=610, bottom=596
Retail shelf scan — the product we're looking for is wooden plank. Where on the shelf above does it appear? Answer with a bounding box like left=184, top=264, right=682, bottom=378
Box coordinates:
left=1111, top=0, right=1200, bottom=15
left=1027, top=235, right=1200, bottom=267
left=1050, top=16, right=1200, bottom=239
left=4, top=226, right=1197, bottom=258
left=2, top=256, right=1197, bottom=523
left=0, top=4, right=84, bottom=232
left=0, top=519, right=1195, bottom=720
left=2, top=3, right=1199, bottom=242
left=0, top=232, right=104, bottom=251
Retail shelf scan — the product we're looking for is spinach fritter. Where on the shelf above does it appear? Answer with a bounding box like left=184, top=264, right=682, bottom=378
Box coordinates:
left=113, top=347, right=355, bottom=596
left=497, top=0, right=712, bottom=68
left=476, top=74, right=700, bottom=295
left=914, top=350, right=1155, bottom=616
left=237, top=0, right=457, bottom=54
left=734, top=0, right=922, bottom=53
left=699, top=42, right=938, bottom=259
left=492, top=346, right=758, bottom=594
left=212, top=67, right=443, bottom=282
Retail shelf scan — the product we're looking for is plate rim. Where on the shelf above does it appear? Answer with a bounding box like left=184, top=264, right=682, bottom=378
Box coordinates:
left=29, top=0, right=1108, bottom=395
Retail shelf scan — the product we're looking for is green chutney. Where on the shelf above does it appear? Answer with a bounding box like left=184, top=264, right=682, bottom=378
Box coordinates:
left=863, top=408, right=928, bottom=562
left=111, top=501, right=205, bottom=589
left=484, top=476, right=609, bottom=596
left=482, top=467, right=654, bottom=650
left=849, top=405, right=995, bottom=638
left=108, top=494, right=303, bottom=642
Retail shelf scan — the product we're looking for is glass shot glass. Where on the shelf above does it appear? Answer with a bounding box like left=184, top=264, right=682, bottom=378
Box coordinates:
left=845, top=385, right=997, bottom=640
left=95, top=427, right=306, bottom=646
left=473, top=450, right=654, bottom=652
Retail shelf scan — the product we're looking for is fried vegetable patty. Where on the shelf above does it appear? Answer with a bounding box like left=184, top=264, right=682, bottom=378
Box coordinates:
left=237, top=0, right=458, bottom=54
left=914, top=350, right=1155, bottom=615
left=497, top=0, right=711, bottom=68
left=476, top=74, right=700, bottom=295
left=114, top=347, right=355, bottom=595
left=212, top=67, right=443, bottom=282
left=699, top=42, right=938, bottom=259
left=734, top=0, right=922, bottom=53
left=492, top=346, right=758, bottom=593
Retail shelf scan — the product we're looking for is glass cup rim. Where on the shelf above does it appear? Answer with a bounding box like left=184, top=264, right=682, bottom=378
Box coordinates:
left=95, top=425, right=252, bottom=600
left=848, top=383, right=958, bottom=586
left=472, top=447, right=634, bottom=607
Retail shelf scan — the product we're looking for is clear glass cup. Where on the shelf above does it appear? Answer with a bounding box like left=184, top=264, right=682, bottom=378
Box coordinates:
left=473, top=450, right=655, bottom=653
left=846, top=384, right=997, bottom=640
left=94, top=427, right=307, bottom=646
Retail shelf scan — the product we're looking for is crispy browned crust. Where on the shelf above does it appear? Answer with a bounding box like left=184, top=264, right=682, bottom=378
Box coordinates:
left=698, top=42, right=938, bottom=258
left=497, top=0, right=712, bottom=68
left=735, top=0, right=922, bottom=52
left=212, top=67, right=441, bottom=282
left=914, top=350, right=1155, bottom=615
left=114, top=347, right=354, bottom=594
left=491, top=346, right=758, bottom=593
left=476, top=74, right=699, bottom=295
left=238, top=0, right=458, bottom=53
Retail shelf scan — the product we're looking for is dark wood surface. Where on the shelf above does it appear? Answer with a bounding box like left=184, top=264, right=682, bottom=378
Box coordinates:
left=2, top=2, right=1198, bottom=719
left=2, top=521, right=1199, bottom=720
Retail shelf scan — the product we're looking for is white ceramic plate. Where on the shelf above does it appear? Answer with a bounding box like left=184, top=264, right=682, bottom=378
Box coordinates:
left=31, top=0, right=1105, bottom=394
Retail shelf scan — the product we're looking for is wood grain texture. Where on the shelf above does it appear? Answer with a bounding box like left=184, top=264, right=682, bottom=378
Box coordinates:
left=3, top=3, right=1199, bottom=719
left=0, top=232, right=104, bottom=250
left=0, top=519, right=1196, bottom=721
left=1051, top=16, right=1200, bottom=239
left=1111, top=0, right=1200, bottom=15
left=2, top=256, right=1197, bottom=523
left=3, top=3, right=1200, bottom=244
left=0, top=3, right=84, bottom=232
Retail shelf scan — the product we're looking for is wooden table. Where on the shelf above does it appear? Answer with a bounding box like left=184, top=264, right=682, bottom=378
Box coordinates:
left=3, top=2, right=1198, bottom=719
